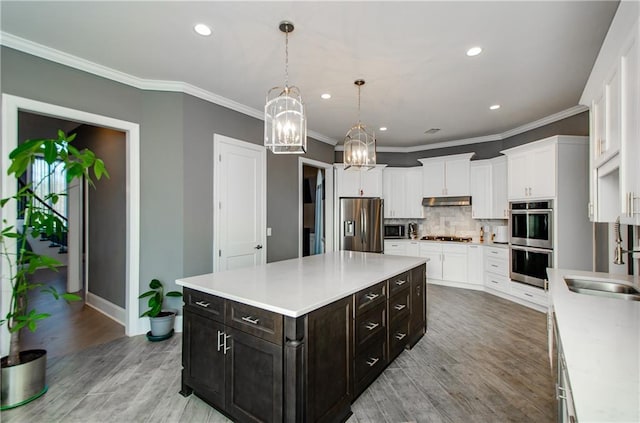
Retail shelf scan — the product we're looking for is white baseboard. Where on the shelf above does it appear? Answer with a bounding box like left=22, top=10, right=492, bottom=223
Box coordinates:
left=483, top=287, right=547, bottom=313
left=85, top=292, right=126, bottom=325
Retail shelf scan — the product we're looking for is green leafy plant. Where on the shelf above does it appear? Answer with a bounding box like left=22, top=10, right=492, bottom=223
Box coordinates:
left=139, top=278, right=183, bottom=317
left=1, top=130, right=108, bottom=366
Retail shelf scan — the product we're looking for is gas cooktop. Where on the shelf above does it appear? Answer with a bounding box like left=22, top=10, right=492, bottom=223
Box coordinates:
left=420, top=235, right=473, bottom=243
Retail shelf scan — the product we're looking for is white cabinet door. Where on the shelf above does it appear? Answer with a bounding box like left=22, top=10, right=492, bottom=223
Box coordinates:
left=531, top=145, right=556, bottom=199
left=419, top=243, right=442, bottom=280
left=470, top=163, right=491, bottom=219
left=604, top=64, right=621, bottom=160
left=360, top=167, right=384, bottom=197
left=508, top=152, right=529, bottom=200
left=405, top=168, right=424, bottom=218
left=620, top=26, right=640, bottom=225
left=384, top=240, right=407, bottom=256
left=466, top=245, right=484, bottom=286
left=491, top=157, right=509, bottom=219
left=592, top=90, right=607, bottom=165
left=422, top=161, right=445, bottom=196
left=445, top=158, right=471, bottom=196
left=335, top=167, right=361, bottom=197
left=406, top=241, right=420, bottom=257
left=442, top=244, right=468, bottom=283
left=382, top=169, right=405, bottom=218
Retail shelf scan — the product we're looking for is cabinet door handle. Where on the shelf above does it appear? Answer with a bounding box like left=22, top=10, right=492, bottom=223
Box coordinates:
left=365, top=293, right=379, bottom=301
left=241, top=315, right=260, bottom=325
left=524, top=292, right=534, bottom=298
left=491, top=264, right=499, bottom=268
left=393, top=304, right=406, bottom=311
left=224, top=334, right=231, bottom=354
left=195, top=300, right=210, bottom=308
left=365, top=322, right=380, bottom=331
left=395, top=280, right=407, bottom=286
left=217, top=330, right=224, bottom=352
left=366, top=357, right=379, bottom=367
left=556, top=384, right=567, bottom=400
left=490, top=279, right=499, bottom=284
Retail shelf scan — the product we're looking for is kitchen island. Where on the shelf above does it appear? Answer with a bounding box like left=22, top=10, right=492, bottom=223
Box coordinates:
left=177, top=251, right=427, bottom=423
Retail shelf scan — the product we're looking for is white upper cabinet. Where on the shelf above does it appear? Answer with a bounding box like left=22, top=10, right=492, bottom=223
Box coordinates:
left=335, top=165, right=386, bottom=198
left=581, top=2, right=640, bottom=223
left=382, top=167, right=423, bottom=219
left=504, top=143, right=556, bottom=201
left=418, top=153, right=474, bottom=197
left=470, top=156, right=508, bottom=219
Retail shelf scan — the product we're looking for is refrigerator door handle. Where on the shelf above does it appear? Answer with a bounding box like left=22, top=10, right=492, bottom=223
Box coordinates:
left=360, top=207, right=366, bottom=244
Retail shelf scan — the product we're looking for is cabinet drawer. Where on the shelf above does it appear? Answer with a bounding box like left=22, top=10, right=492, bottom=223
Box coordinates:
left=355, top=302, right=386, bottom=347
left=184, top=288, right=225, bottom=322
left=388, top=290, right=411, bottom=323
left=511, top=282, right=548, bottom=307
left=389, top=316, right=410, bottom=360
left=484, top=246, right=508, bottom=260
left=484, top=273, right=510, bottom=294
left=485, top=256, right=509, bottom=277
left=388, top=271, right=410, bottom=296
left=354, top=332, right=387, bottom=388
left=226, top=300, right=283, bottom=345
left=354, top=281, right=387, bottom=316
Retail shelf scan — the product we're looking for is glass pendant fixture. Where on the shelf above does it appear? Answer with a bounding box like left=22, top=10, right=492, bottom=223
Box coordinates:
left=344, top=79, right=376, bottom=169
left=264, top=21, right=307, bottom=154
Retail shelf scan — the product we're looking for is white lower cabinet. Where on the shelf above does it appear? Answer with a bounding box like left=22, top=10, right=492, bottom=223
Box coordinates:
left=483, top=247, right=510, bottom=294
left=466, top=245, right=484, bottom=286
left=384, top=240, right=420, bottom=257
left=419, top=242, right=467, bottom=283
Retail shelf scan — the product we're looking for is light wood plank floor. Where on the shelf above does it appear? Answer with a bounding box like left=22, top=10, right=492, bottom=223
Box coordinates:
left=2, top=284, right=554, bottom=422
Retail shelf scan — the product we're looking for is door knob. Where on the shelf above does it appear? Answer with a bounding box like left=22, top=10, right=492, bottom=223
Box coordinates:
left=255, top=245, right=263, bottom=250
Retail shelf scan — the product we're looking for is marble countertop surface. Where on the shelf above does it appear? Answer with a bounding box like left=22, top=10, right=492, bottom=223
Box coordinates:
left=548, top=268, right=640, bottom=422
left=177, top=251, right=427, bottom=317
left=384, top=238, right=509, bottom=248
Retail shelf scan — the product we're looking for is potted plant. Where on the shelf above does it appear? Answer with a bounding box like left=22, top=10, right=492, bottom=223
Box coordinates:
left=0, top=130, right=108, bottom=410
left=139, top=278, right=182, bottom=340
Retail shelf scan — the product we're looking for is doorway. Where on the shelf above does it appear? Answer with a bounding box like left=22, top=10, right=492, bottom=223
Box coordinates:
left=1, top=94, right=141, bottom=356
left=298, top=158, right=334, bottom=257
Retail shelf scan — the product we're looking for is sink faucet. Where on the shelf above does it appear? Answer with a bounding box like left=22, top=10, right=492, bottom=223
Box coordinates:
left=613, top=217, right=640, bottom=265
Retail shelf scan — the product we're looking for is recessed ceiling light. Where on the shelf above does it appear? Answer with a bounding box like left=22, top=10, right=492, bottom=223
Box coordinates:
left=490, top=104, right=501, bottom=110
left=466, top=46, right=482, bottom=57
left=379, top=127, right=388, bottom=131
left=194, top=24, right=212, bottom=36
left=321, top=93, right=331, bottom=100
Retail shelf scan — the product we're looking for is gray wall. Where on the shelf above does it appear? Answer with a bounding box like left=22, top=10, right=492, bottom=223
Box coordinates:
left=74, top=125, right=127, bottom=307
left=1, top=46, right=335, bottom=309
left=336, top=111, right=589, bottom=165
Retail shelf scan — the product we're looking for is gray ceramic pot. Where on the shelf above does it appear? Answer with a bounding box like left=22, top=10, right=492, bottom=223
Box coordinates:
left=149, top=311, right=176, bottom=336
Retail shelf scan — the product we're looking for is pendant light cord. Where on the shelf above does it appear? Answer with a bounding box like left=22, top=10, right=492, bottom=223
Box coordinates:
left=284, top=28, right=289, bottom=88
left=357, top=84, right=361, bottom=124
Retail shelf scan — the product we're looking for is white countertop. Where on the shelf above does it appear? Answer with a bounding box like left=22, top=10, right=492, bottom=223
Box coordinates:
left=548, top=268, right=640, bottom=422
left=384, top=238, right=509, bottom=248
left=177, top=251, right=427, bottom=318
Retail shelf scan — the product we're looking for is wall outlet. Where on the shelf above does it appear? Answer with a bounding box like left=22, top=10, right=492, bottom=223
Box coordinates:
left=267, top=227, right=272, bottom=236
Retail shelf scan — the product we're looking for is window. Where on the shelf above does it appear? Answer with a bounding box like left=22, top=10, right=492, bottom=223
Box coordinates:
left=31, top=157, right=67, bottom=219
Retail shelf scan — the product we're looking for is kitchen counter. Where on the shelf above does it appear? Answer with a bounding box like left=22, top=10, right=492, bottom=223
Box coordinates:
left=548, top=268, right=640, bottom=422
left=177, top=250, right=427, bottom=317
left=384, top=238, right=509, bottom=248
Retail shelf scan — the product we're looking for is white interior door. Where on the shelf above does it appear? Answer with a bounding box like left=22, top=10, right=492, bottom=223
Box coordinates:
left=213, top=134, right=266, bottom=272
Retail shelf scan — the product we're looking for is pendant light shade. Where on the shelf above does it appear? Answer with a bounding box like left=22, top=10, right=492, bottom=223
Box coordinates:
left=264, top=21, right=307, bottom=154
left=344, top=79, right=376, bottom=169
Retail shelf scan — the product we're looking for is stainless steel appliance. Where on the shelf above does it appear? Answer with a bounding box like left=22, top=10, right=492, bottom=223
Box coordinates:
left=340, top=197, right=384, bottom=253
left=510, top=200, right=553, bottom=249
left=509, top=200, right=554, bottom=288
left=384, top=224, right=406, bottom=239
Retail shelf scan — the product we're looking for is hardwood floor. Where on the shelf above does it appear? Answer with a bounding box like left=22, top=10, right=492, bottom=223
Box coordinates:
left=2, top=284, right=554, bottom=422
left=19, top=267, right=125, bottom=358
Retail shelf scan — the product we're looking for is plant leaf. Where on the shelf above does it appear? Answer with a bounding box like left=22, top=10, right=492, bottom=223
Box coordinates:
left=149, top=279, right=162, bottom=289
left=138, top=291, right=155, bottom=299
left=166, top=291, right=183, bottom=297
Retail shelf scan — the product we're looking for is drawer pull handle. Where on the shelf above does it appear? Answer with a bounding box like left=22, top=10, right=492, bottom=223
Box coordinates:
left=491, top=280, right=499, bottom=284
left=491, top=251, right=498, bottom=254
left=241, top=316, right=260, bottom=325
left=395, top=332, right=407, bottom=341
left=366, top=357, right=379, bottom=367
left=365, top=293, right=379, bottom=301
left=365, top=322, right=380, bottom=331
left=393, top=304, right=406, bottom=311
left=491, top=264, right=499, bottom=268
left=524, top=293, right=534, bottom=298
left=195, top=300, right=210, bottom=308
left=395, top=280, right=407, bottom=286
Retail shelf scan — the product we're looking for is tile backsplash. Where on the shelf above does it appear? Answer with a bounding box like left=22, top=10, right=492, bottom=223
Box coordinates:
left=385, top=206, right=507, bottom=240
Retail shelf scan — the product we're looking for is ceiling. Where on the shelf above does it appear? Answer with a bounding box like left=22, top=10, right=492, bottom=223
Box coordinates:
left=0, top=1, right=618, bottom=149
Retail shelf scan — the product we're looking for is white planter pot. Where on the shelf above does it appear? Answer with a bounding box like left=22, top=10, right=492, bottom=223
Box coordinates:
left=149, top=311, right=176, bottom=337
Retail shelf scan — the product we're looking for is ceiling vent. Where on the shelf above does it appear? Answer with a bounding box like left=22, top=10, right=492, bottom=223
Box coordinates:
left=424, top=128, right=441, bottom=135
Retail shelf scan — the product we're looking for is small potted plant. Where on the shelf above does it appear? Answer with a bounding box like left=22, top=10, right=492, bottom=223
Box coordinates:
left=139, top=278, right=182, bottom=340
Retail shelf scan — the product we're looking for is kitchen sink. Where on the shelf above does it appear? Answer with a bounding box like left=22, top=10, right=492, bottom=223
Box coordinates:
left=564, top=276, right=640, bottom=301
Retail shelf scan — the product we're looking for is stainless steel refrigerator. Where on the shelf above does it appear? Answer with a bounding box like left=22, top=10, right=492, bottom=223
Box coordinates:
left=339, top=197, right=384, bottom=253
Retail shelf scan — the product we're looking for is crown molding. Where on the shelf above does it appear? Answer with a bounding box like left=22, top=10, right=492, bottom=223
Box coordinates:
left=0, top=31, right=339, bottom=146
left=1, top=31, right=585, bottom=151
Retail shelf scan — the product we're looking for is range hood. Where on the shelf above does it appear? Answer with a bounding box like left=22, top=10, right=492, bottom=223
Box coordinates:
left=422, top=196, right=472, bottom=207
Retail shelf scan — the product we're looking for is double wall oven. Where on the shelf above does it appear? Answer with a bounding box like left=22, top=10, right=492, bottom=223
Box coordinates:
left=509, top=200, right=553, bottom=289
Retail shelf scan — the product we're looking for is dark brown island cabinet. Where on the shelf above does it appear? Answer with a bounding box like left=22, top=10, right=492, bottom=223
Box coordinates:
left=180, top=263, right=427, bottom=423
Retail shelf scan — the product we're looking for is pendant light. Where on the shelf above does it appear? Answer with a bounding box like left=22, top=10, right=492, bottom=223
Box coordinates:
left=264, top=21, right=307, bottom=154
left=344, top=79, right=376, bottom=169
